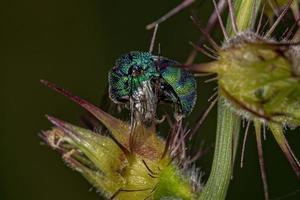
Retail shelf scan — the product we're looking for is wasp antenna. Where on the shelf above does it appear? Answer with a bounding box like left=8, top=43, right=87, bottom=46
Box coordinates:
left=149, top=24, right=159, bottom=53
left=240, top=121, right=251, bottom=168
left=190, top=16, right=220, bottom=50
left=146, top=0, right=195, bottom=30
left=256, top=3, right=266, bottom=35
left=227, top=0, right=238, bottom=34
left=254, top=121, right=270, bottom=200
left=265, top=0, right=294, bottom=38
left=213, top=0, right=229, bottom=40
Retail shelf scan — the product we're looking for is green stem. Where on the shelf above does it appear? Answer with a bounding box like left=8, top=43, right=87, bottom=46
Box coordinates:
left=199, top=0, right=261, bottom=199
left=199, top=96, right=240, bottom=200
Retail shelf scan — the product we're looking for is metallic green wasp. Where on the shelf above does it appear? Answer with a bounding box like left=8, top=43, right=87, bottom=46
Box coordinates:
left=108, top=51, right=197, bottom=126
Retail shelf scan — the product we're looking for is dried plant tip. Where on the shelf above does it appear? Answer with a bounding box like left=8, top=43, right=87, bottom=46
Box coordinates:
left=41, top=79, right=129, bottom=146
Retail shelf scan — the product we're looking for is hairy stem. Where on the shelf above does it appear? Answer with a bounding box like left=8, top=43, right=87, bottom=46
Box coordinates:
left=199, top=0, right=261, bottom=199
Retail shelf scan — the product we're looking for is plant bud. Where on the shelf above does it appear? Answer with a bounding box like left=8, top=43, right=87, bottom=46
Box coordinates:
left=40, top=80, right=201, bottom=199
left=191, top=32, right=300, bottom=176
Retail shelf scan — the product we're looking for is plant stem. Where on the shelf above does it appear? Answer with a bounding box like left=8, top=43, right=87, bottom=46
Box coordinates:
left=199, top=0, right=261, bottom=199
left=199, top=96, right=239, bottom=200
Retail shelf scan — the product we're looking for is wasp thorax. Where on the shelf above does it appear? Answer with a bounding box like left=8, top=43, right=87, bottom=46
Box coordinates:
left=108, top=51, right=197, bottom=125
left=212, top=32, right=300, bottom=126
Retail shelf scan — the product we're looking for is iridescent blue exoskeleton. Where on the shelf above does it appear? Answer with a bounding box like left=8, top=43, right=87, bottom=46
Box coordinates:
left=108, top=51, right=197, bottom=126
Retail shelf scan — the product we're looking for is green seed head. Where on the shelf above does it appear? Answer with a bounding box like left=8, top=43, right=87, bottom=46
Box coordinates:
left=40, top=81, right=201, bottom=200
left=202, top=32, right=300, bottom=126
left=190, top=30, right=300, bottom=178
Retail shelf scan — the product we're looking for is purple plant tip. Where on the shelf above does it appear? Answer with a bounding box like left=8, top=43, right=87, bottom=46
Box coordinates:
left=41, top=80, right=129, bottom=146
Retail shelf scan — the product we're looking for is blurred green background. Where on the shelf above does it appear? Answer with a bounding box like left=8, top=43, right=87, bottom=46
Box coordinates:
left=1, top=0, right=300, bottom=199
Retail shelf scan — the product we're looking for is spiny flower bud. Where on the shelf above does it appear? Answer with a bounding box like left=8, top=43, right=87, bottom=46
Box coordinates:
left=195, top=32, right=300, bottom=126
left=40, top=80, right=201, bottom=200
left=190, top=31, right=300, bottom=177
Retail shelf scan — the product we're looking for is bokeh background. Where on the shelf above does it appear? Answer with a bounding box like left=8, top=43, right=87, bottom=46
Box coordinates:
left=1, top=0, right=300, bottom=199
